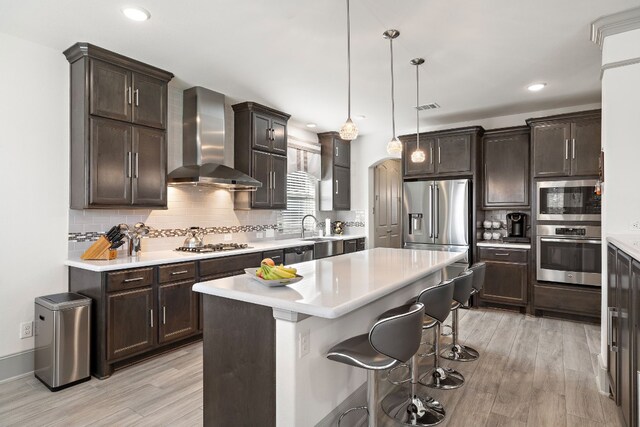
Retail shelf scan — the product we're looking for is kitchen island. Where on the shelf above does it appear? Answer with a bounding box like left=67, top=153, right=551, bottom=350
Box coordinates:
left=193, top=247, right=465, bottom=426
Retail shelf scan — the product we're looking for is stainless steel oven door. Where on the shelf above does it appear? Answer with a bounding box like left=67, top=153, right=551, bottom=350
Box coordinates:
left=537, top=180, right=601, bottom=221
left=536, top=236, right=602, bottom=286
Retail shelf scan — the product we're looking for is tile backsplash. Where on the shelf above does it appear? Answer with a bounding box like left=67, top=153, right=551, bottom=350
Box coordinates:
left=69, top=185, right=365, bottom=257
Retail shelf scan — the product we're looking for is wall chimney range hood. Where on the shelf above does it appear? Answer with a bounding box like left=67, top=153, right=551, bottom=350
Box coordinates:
left=167, top=87, right=261, bottom=190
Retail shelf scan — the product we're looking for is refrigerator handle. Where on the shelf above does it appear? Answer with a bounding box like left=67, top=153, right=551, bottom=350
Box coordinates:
left=428, top=185, right=433, bottom=238
left=434, top=185, right=439, bottom=239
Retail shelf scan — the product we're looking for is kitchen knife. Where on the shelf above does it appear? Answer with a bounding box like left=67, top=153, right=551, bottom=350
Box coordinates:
left=105, top=226, right=119, bottom=241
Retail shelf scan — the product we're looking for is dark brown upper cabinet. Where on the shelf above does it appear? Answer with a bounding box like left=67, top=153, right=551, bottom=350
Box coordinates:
left=318, top=132, right=351, bottom=211
left=482, top=126, right=530, bottom=209
left=233, top=102, right=290, bottom=210
left=64, top=43, right=173, bottom=209
left=527, top=110, right=601, bottom=178
left=400, top=127, right=483, bottom=178
left=233, top=102, right=290, bottom=156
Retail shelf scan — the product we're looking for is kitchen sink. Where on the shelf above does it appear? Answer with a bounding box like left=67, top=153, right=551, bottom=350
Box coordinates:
left=301, top=236, right=342, bottom=242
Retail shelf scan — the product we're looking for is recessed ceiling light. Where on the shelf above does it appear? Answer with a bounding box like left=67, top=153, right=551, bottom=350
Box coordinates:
left=306, top=123, right=317, bottom=128
left=122, top=6, right=151, bottom=21
left=527, top=83, right=547, bottom=92
left=355, top=115, right=366, bottom=120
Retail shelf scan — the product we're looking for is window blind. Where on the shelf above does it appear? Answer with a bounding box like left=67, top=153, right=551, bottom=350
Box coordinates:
left=279, top=171, right=317, bottom=235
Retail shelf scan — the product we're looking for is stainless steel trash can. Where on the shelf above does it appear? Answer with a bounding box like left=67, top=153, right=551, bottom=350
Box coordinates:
left=34, top=293, right=91, bottom=391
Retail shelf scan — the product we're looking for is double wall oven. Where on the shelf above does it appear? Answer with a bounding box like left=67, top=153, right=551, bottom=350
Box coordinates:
left=536, top=180, right=602, bottom=287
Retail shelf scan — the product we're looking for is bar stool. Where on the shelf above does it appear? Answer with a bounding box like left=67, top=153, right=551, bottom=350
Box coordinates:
left=327, top=302, right=425, bottom=427
left=419, top=272, right=472, bottom=390
left=381, top=279, right=455, bottom=426
left=441, top=268, right=478, bottom=362
left=468, top=262, right=486, bottom=298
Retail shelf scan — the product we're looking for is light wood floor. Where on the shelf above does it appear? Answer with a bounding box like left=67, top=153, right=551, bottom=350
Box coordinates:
left=0, top=308, right=623, bottom=427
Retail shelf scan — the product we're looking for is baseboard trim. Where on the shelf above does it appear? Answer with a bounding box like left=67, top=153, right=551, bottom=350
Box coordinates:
left=596, top=352, right=610, bottom=396
left=316, top=381, right=367, bottom=427
left=0, top=349, right=34, bottom=384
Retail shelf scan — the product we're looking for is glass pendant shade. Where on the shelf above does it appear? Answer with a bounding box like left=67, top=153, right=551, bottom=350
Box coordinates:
left=387, top=137, right=402, bottom=154
left=339, top=118, right=358, bottom=140
left=411, top=148, right=426, bottom=163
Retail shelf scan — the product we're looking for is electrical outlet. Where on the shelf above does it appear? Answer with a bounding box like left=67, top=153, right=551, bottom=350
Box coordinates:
left=223, top=233, right=232, bottom=241
left=265, top=229, right=275, bottom=238
left=632, top=220, right=640, bottom=231
left=20, top=321, right=33, bottom=339
left=256, top=232, right=264, bottom=239
left=298, top=329, right=310, bottom=358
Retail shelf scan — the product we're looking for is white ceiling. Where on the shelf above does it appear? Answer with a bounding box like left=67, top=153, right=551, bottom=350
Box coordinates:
left=0, top=0, right=636, bottom=137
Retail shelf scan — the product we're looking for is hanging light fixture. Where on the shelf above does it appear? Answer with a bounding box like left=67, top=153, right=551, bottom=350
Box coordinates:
left=384, top=30, right=402, bottom=155
left=410, top=58, right=426, bottom=163
left=339, top=0, right=358, bottom=140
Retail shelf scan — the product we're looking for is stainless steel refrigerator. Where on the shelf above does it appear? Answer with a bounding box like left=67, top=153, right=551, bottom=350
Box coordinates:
left=403, top=179, right=471, bottom=277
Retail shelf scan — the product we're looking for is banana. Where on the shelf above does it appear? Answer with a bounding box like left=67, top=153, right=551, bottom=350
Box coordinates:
left=270, top=267, right=296, bottom=279
left=279, top=266, right=297, bottom=275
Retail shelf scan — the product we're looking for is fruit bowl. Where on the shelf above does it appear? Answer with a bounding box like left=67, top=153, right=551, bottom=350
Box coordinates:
left=244, top=268, right=303, bottom=287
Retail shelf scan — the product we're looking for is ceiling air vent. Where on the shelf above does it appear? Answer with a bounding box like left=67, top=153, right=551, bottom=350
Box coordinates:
left=416, top=103, right=440, bottom=111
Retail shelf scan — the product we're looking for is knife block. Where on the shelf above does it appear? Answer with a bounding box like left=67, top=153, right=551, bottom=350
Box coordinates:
left=81, top=236, right=118, bottom=260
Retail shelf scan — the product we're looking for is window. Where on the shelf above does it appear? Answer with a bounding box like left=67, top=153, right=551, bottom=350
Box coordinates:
left=278, top=171, right=317, bottom=235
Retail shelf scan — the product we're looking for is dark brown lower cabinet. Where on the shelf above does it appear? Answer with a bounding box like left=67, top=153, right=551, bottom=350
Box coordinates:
left=607, top=243, right=640, bottom=427
left=478, top=247, right=528, bottom=306
left=158, top=280, right=198, bottom=344
left=106, top=287, right=155, bottom=361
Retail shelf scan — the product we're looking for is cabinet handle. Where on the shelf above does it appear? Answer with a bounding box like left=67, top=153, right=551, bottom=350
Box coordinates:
left=494, top=253, right=510, bottom=256
left=565, top=139, right=569, bottom=160
left=171, top=270, right=189, bottom=276
left=430, top=146, right=433, bottom=165
left=134, top=153, right=139, bottom=178
left=123, top=276, right=144, bottom=283
left=127, top=152, right=132, bottom=178
left=134, top=89, right=139, bottom=106
left=335, top=180, right=339, bottom=195
left=438, top=146, right=441, bottom=164
left=162, top=306, right=166, bottom=325
left=336, top=146, right=339, bottom=157
left=150, top=309, right=154, bottom=328
left=572, top=138, right=576, bottom=159
left=609, top=307, right=618, bottom=351
left=272, top=171, right=276, bottom=190
left=127, top=87, right=132, bottom=105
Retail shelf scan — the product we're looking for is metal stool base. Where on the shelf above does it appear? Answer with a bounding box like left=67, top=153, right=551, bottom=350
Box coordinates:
left=419, top=367, right=465, bottom=390
left=337, top=406, right=368, bottom=427
left=440, top=344, right=479, bottom=362
left=382, top=383, right=446, bottom=426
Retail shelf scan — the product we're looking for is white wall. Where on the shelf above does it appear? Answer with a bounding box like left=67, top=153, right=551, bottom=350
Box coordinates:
left=350, top=102, right=602, bottom=242
left=599, top=28, right=640, bottom=364
left=0, top=33, right=69, bottom=359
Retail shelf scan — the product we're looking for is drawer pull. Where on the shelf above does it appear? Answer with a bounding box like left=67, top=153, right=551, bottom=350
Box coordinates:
left=494, top=253, right=510, bottom=256
left=123, top=277, right=145, bottom=283
left=170, top=270, right=189, bottom=276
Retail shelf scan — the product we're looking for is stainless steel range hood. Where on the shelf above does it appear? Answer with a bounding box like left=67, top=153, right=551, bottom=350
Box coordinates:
left=168, top=87, right=261, bottom=190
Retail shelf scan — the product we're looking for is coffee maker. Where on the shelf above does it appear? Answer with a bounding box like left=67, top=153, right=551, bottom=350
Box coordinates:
left=504, top=212, right=529, bottom=243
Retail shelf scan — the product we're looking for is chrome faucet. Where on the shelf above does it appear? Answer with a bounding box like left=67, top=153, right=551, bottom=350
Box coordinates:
left=301, top=214, right=320, bottom=239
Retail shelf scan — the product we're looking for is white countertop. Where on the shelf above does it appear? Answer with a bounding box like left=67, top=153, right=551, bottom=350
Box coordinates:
left=477, top=241, right=531, bottom=249
left=608, top=235, right=640, bottom=261
left=65, top=234, right=366, bottom=272
left=192, top=247, right=465, bottom=319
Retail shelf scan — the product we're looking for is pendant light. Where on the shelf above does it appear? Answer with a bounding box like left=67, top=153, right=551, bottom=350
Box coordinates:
left=339, top=0, right=358, bottom=140
left=410, top=58, right=426, bottom=163
left=384, top=30, right=402, bottom=155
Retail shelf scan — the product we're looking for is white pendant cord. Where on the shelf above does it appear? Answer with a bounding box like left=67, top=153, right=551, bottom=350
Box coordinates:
left=346, top=0, right=352, bottom=121
left=389, top=36, right=397, bottom=140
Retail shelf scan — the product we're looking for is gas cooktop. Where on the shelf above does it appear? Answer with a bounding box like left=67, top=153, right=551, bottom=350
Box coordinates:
left=175, top=243, right=251, bottom=253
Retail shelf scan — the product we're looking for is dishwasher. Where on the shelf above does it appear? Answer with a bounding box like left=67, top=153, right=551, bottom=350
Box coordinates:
left=284, top=245, right=314, bottom=264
